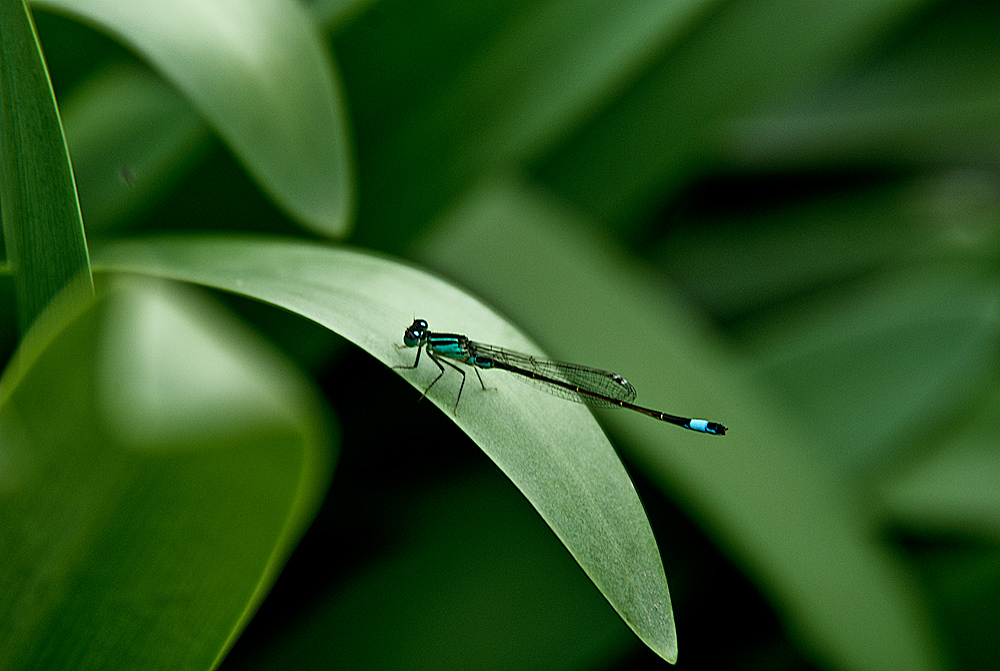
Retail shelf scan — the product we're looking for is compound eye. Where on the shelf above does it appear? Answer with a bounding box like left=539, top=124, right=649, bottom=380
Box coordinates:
left=403, top=319, right=429, bottom=346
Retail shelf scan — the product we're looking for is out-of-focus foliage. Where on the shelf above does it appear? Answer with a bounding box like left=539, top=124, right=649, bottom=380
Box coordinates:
left=0, top=278, right=333, bottom=670
left=37, top=0, right=353, bottom=236
left=2, top=0, right=998, bottom=669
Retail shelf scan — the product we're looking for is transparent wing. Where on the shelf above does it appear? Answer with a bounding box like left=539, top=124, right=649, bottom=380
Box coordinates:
left=469, top=342, right=637, bottom=408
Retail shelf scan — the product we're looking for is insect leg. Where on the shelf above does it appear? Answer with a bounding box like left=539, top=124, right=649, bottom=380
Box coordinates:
left=393, top=343, right=424, bottom=369
left=472, top=367, right=488, bottom=391
left=418, top=349, right=449, bottom=400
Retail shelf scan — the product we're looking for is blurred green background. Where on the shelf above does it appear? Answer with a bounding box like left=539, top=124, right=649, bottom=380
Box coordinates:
left=3, top=0, right=999, bottom=669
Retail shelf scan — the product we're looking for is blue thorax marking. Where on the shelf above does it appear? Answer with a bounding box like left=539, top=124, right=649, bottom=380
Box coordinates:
left=427, top=334, right=473, bottom=362
left=426, top=334, right=498, bottom=369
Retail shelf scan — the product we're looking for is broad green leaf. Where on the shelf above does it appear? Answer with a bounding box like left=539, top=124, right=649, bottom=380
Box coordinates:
left=0, top=278, right=333, bottom=670
left=34, top=0, right=353, bottom=236
left=91, top=234, right=680, bottom=662
left=0, top=0, right=92, bottom=333
left=536, top=0, right=935, bottom=227
left=414, top=177, right=945, bottom=671
left=232, top=471, right=637, bottom=671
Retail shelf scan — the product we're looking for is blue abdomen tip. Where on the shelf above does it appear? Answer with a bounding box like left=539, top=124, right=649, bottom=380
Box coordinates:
left=688, top=419, right=710, bottom=432
left=688, top=419, right=726, bottom=435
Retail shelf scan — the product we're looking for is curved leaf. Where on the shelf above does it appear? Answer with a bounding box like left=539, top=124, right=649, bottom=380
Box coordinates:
left=0, top=278, right=333, bottom=669
left=414, top=178, right=946, bottom=671
left=91, top=234, right=680, bottom=662
left=35, top=0, right=353, bottom=235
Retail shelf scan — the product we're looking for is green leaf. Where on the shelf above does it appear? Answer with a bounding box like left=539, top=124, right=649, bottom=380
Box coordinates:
left=718, top=3, right=1000, bottom=172
left=0, top=0, right=92, bottom=333
left=91, top=234, right=680, bottom=662
left=885, top=442, right=1000, bottom=541
left=0, top=277, right=333, bottom=670
left=655, top=177, right=1000, bottom=319
left=310, top=0, right=380, bottom=32
left=882, top=376, right=1000, bottom=541
left=743, top=263, right=1000, bottom=476
left=413, top=176, right=946, bottom=671
left=536, top=0, right=935, bottom=226
left=351, top=0, right=717, bottom=248
left=34, top=0, right=353, bottom=236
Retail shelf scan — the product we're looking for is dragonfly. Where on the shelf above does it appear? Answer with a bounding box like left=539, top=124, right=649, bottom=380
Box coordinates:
left=396, top=319, right=726, bottom=435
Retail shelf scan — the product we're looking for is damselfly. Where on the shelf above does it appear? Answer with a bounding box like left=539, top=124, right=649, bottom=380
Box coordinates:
left=397, top=319, right=726, bottom=435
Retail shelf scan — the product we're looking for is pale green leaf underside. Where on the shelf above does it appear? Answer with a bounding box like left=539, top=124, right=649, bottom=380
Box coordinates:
left=92, top=234, right=678, bottom=662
